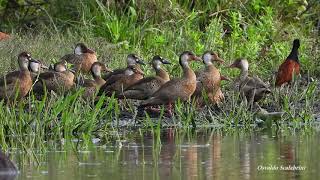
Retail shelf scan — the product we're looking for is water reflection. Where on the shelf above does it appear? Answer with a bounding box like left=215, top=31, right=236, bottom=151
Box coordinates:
left=7, top=129, right=320, bottom=179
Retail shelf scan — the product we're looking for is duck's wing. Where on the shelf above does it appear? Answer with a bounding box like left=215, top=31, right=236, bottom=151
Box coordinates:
left=38, top=71, right=57, bottom=80
left=60, top=54, right=82, bottom=64
left=0, top=71, right=20, bottom=86
left=82, top=79, right=96, bottom=87
left=102, top=73, right=126, bottom=88
left=252, top=76, right=269, bottom=88
left=240, top=76, right=269, bottom=89
left=125, top=77, right=156, bottom=91
left=102, top=68, right=126, bottom=80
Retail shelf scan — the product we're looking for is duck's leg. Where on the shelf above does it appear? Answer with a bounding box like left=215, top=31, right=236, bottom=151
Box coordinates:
left=166, top=102, right=173, bottom=117
left=249, top=89, right=256, bottom=110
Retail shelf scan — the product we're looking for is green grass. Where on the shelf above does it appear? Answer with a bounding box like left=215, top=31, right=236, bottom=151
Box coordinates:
left=0, top=0, right=319, bottom=151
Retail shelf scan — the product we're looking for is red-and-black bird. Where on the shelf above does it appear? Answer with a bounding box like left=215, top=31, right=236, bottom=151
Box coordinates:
left=275, top=39, right=300, bottom=86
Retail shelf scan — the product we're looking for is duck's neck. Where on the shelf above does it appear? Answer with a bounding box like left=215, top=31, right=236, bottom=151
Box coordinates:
left=93, top=74, right=102, bottom=81
left=287, top=44, right=299, bottom=62
left=94, top=76, right=106, bottom=86
left=19, top=62, right=29, bottom=71
left=205, top=62, right=216, bottom=71
left=181, top=62, right=196, bottom=81
left=239, top=67, right=249, bottom=81
left=92, top=68, right=100, bottom=78
left=155, top=67, right=170, bottom=81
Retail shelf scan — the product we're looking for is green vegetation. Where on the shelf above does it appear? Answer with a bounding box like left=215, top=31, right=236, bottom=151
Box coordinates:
left=0, top=0, right=319, bottom=152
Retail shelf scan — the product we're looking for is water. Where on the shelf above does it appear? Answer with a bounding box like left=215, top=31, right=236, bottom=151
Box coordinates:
left=7, top=129, right=320, bottom=179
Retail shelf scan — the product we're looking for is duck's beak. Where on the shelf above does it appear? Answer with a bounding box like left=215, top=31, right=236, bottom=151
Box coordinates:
left=41, top=64, right=49, bottom=69
left=228, top=62, right=237, bottom=68
left=192, top=55, right=202, bottom=61
left=220, top=75, right=230, bottom=81
left=214, top=56, right=225, bottom=64
left=69, top=69, right=76, bottom=73
left=67, top=64, right=76, bottom=73
left=135, top=68, right=145, bottom=75
left=29, top=58, right=40, bottom=64
left=86, top=48, right=95, bottom=54
left=105, top=67, right=113, bottom=73
left=162, top=59, right=171, bottom=65
left=49, top=64, right=54, bottom=70
left=137, top=59, right=146, bottom=65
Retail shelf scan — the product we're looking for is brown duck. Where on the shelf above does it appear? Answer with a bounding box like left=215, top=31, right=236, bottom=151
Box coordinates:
left=192, top=51, right=225, bottom=105
left=0, top=32, right=10, bottom=41
left=0, top=52, right=41, bottom=101
left=103, top=54, right=145, bottom=81
left=32, top=60, right=75, bottom=95
left=139, top=51, right=201, bottom=113
left=99, top=65, right=144, bottom=96
left=60, top=43, right=97, bottom=74
left=119, top=55, right=171, bottom=100
left=229, top=58, right=271, bottom=105
left=81, top=62, right=112, bottom=99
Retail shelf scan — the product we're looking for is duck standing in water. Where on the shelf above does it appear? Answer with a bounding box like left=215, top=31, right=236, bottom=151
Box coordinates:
left=119, top=55, right=171, bottom=100
left=0, top=52, right=42, bottom=101
left=81, top=62, right=112, bottom=99
left=192, top=51, right=226, bottom=106
left=99, top=65, right=145, bottom=96
left=32, top=60, right=75, bottom=96
left=103, top=54, right=145, bottom=81
left=60, top=43, right=97, bottom=74
left=275, top=39, right=300, bottom=86
left=139, top=51, right=201, bottom=114
left=229, top=58, right=271, bottom=106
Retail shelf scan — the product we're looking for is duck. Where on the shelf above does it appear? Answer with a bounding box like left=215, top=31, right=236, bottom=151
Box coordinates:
left=0, top=52, right=41, bottom=101
left=103, top=54, right=145, bottom=81
left=60, top=43, right=97, bottom=74
left=275, top=39, right=300, bottom=86
left=229, top=58, right=271, bottom=105
left=139, top=51, right=201, bottom=114
left=81, top=62, right=112, bottom=99
left=32, top=60, right=75, bottom=96
left=192, top=51, right=225, bottom=105
left=5, top=58, right=47, bottom=81
left=0, top=32, right=10, bottom=40
left=119, top=55, right=171, bottom=100
left=99, top=65, right=145, bottom=96
left=0, top=150, right=17, bottom=174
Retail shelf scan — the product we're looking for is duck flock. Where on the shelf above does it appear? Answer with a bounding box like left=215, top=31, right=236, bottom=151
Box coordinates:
left=0, top=38, right=301, bottom=116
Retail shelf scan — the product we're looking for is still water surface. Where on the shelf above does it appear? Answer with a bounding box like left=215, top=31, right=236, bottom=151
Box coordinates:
left=9, top=129, right=320, bottom=179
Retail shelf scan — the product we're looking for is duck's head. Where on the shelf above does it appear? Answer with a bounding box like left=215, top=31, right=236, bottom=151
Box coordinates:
left=229, top=58, right=249, bottom=71
left=179, top=51, right=201, bottom=67
left=74, top=43, right=95, bottom=55
left=91, top=62, right=112, bottom=78
left=202, top=51, right=224, bottom=65
left=28, top=59, right=48, bottom=73
left=292, top=39, right=300, bottom=49
left=125, top=65, right=144, bottom=76
left=151, top=55, right=171, bottom=70
left=127, top=54, right=145, bottom=66
left=54, top=60, right=68, bottom=72
left=18, top=52, right=33, bottom=70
